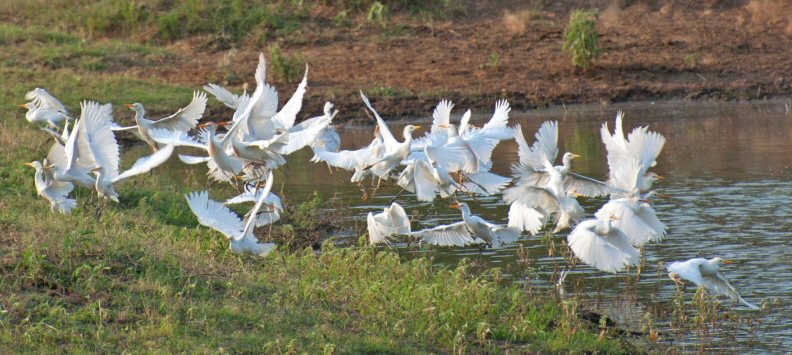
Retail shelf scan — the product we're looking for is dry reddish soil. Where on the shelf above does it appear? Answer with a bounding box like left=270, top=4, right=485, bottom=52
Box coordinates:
left=140, top=1, right=792, bottom=121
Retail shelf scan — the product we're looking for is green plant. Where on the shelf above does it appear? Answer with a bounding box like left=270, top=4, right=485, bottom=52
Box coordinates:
left=484, top=52, right=500, bottom=70
left=562, top=9, right=601, bottom=69
left=268, top=44, right=304, bottom=82
left=367, top=1, right=389, bottom=28
left=684, top=52, right=701, bottom=69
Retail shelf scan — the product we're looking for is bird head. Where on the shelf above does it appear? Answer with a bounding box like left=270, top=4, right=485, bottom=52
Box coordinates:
left=126, top=103, right=145, bottom=113
left=403, top=125, right=422, bottom=136
left=563, top=152, right=581, bottom=161
left=24, top=161, right=42, bottom=170
left=646, top=172, right=664, bottom=182
left=711, top=257, right=734, bottom=265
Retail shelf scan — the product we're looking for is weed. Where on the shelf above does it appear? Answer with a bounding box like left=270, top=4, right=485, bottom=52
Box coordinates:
left=268, top=44, right=304, bottom=83
left=483, top=52, right=501, bottom=71
left=366, top=2, right=389, bottom=29
left=684, top=52, right=701, bottom=69
left=563, top=9, right=602, bottom=70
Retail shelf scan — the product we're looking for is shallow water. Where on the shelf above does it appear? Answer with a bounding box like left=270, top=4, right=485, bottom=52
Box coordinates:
left=140, top=99, right=791, bottom=352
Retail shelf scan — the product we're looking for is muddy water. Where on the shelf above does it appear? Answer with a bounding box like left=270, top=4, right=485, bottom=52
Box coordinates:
left=137, top=99, right=790, bottom=351
left=265, top=99, right=791, bottom=352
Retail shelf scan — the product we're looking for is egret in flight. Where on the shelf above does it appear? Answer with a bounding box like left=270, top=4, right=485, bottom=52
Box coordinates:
left=367, top=203, right=411, bottom=245
left=667, top=257, right=759, bottom=309
left=567, top=215, right=640, bottom=273
left=20, top=88, right=71, bottom=128
left=185, top=171, right=278, bottom=257
left=411, top=202, right=520, bottom=248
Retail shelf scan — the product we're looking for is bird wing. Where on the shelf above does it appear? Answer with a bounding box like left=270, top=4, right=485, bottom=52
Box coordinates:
left=80, top=101, right=119, bottom=178
left=667, top=259, right=706, bottom=286
left=567, top=220, right=640, bottom=273
left=477, top=100, right=514, bottom=139
left=204, top=83, right=240, bottom=109
left=502, top=185, right=560, bottom=214
left=178, top=154, right=211, bottom=165
left=463, top=171, right=511, bottom=195
left=278, top=113, right=333, bottom=155
left=27, top=88, right=68, bottom=114
left=564, top=172, right=612, bottom=197
left=360, top=91, right=399, bottom=150
left=311, top=147, right=368, bottom=171
left=149, top=128, right=206, bottom=149
left=524, top=121, right=559, bottom=168
left=46, top=140, right=69, bottom=169
left=431, top=100, right=453, bottom=134
left=368, top=203, right=411, bottom=245
left=507, top=202, right=546, bottom=235
left=413, top=159, right=439, bottom=202
left=271, top=67, right=308, bottom=130
left=595, top=199, right=656, bottom=247
left=151, top=91, right=207, bottom=132
left=411, top=221, right=475, bottom=246
left=702, top=273, right=759, bottom=309
left=491, top=226, right=522, bottom=247
left=458, top=109, right=472, bottom=135
left=635, top=203, right=667, bottom=241
left=627, top=129, right=665, bottom=173
left=185, top=190, right=245, bottom=239
left=113, top=144, right=174, bottom=183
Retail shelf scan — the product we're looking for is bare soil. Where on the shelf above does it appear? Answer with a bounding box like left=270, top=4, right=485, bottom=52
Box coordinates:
left=137, top=1, right=792, bottom=121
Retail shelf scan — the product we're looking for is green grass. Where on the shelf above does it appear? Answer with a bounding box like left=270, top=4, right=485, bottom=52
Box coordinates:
left=0, top=7, right=633, bottom=352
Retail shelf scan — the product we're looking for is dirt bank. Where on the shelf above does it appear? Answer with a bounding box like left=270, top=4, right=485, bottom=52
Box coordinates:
left=143, top=1, right=792, bottom=120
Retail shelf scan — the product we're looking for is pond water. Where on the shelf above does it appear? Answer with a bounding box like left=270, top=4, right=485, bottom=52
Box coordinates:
left=268, top=99, right=791, bottom=352
left=138, top=99, right=790, bottom=352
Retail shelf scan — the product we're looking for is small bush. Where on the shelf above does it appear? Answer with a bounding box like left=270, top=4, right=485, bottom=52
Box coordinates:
left=268, top=44, right=305, bottom=82
left=562, top=9, right=601, bottom=69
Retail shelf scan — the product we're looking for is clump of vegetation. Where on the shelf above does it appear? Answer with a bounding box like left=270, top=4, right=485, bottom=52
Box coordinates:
left=366, top=1, right=390, bottom=28
left=267, top=192, right=342, bottom=250
left=562, top=9, right=602, bottom=70
left=268, top=44, right=305, bottom=82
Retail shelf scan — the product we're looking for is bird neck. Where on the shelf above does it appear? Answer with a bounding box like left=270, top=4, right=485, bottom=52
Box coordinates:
left=561, top=155, right=573, bottom=173
left=459, top=205, right=472, bottom=220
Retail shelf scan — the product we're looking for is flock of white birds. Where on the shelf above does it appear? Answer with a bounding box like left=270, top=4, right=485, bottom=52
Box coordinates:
left=20, top=53, right=758, bottom=309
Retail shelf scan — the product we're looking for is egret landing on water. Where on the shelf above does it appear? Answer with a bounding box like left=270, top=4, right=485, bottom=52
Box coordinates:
left=667, top=257, right=759, bottom=310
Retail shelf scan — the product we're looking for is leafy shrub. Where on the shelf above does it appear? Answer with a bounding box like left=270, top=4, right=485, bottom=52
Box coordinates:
left=268, top=44, right=305, bottom=82
left=562, top=9, right=601, bottom=69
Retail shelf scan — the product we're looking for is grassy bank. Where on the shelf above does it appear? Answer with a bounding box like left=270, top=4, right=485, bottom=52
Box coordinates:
left=0, top=22, right=638, bottom=351
left=0, top=118, right=633, bottom=352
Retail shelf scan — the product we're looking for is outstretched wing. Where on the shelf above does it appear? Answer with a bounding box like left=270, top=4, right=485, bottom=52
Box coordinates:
left=411, top=222, right=476, bottom=246
left=431, top=100, right=453, bottom=134
left=564, top=172, right=612, bottom=197
left=360, top=91, right=398, bottom=149
left=151, top=91, right=207, bottom=132
left=204, top=83, right=240, bottom=109
left=271, top=66, right=308, bottom=129
left=80, top=101, right=119, bottom=178
left=185, top=190, right=244, bottom=239
left=113, top=144, right=174, bottom=183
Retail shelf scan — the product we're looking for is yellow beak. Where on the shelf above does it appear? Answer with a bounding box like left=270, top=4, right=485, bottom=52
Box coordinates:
left=449, top=202, right=461, bottom=209
left=572, top=154, right=582, bottom=159
left=722, top=259, right=734, bottom=264
left=24, top=162, right=35, bottom=167
left=19, top=103, right=29, bottom=108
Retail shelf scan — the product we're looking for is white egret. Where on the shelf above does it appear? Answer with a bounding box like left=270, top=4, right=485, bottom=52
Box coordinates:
left=311, top=125, right=385, bottom=173
left=594, top=160, right=666, bottom=246
left=511, top=122, right=612, bottom=197
left=601, top=111, right=665, bottom=197
left=185, top=171, right=278, bottom=257
left=116, top=91, right=207, bottom=151
left=24, top=161, right=76, bottom=214
left=352, top=91, right=422, bottom=182
left=667, top=257, right=759, bottom=309
left=367, top=203, right=411, bottom=245
left=412, top=202, right=520, bottom=248
left=567, top=215, right=641, bottom=273
left=72, top=101, right=177, bottom=206
left=20, top=88, right=70, bottom=128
